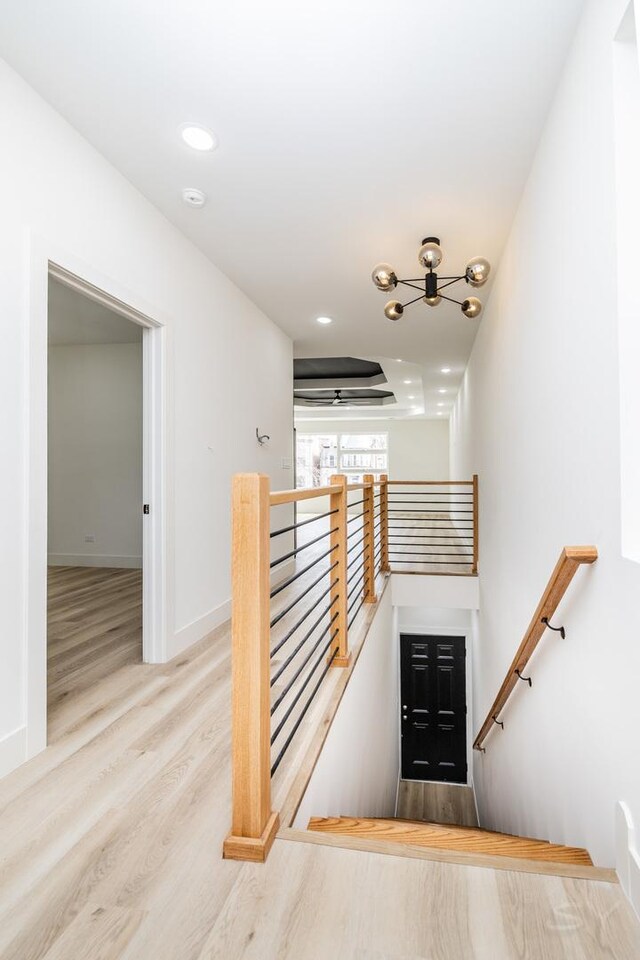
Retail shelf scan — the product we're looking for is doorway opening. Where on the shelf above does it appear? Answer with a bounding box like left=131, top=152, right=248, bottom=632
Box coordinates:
left=47, top=276, right=145, bottom=739
left=400, top=633, right=467, bottom=784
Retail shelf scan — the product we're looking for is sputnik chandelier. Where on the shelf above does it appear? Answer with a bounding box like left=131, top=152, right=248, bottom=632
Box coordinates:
left=371, top=236, right=490, bottom=322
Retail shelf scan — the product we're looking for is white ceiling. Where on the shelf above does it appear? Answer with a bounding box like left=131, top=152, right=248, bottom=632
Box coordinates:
left=48, top=278, right=142, bottom=345
left=0, top=0, right=584, bottom=412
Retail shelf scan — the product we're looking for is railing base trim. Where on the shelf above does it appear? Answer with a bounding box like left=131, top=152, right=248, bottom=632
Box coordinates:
left=223, top=811, right=280, bottom=862
left=330, top=653, right=352, bottom=668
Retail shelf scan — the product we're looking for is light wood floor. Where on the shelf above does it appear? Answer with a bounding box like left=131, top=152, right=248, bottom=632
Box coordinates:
left=47, top=566, right=143, bottom=742
left=0, top=569, right=638, bottom=957
left=397, top=780, right=479, bottom=827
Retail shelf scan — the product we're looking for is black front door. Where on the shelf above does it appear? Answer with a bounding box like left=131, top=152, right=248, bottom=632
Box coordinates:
left=400, top=633, right=467, bottom=783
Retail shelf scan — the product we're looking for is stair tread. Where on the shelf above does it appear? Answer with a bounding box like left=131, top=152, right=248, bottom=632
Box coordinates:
left=379, top=816, right=551, bottom=843
left=307, top=816, right=593, bottom=865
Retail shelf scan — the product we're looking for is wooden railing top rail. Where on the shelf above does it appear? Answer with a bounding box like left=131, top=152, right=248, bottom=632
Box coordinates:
left=473, top=545, right=597, bottom=751
left=269, top=484, right=343, bottom=506
left=387, top=479, right=474, bottom=486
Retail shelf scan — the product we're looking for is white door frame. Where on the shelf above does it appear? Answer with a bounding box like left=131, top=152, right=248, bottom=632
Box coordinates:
left=25, top=236, right=168, bottom=758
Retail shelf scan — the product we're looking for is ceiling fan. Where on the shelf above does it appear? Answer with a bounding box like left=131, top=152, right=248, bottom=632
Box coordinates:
left=307, top=389, right=368, bottom=406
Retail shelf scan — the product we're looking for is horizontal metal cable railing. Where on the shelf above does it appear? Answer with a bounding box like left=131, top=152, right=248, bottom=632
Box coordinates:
left=223, top=471, right=387, bottom=864
left=387, top=478, right=478, bottom=574
left=223, top=471, right=477, bottom=863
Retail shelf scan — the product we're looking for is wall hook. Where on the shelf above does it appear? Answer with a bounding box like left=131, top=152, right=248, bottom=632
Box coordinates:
left=515, top=668, right=532, bottom=687
left=492, top=715, right=504, bottom=729
left=256, top=428, right=270, bottom=446
left=541, top=616, right=565, bottom=638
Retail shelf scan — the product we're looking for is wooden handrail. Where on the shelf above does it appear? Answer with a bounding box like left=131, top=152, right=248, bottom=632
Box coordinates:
left=473, top=546, right=598, bottom=751
left=270, top=484, right=342, bottom=506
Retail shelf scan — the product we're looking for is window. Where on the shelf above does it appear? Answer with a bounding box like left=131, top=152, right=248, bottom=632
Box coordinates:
left=296, top=432, right=388, bottom=487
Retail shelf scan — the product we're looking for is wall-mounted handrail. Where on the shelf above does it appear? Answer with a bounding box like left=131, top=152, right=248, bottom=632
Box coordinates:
left=473, top=545, right=598, bottom=752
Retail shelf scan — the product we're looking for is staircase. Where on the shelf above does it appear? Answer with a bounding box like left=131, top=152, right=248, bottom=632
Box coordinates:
left=307, top=816, right=593, bottom=866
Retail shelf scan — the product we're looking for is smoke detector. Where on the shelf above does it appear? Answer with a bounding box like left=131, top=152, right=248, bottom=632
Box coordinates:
left=182, top=187, right=207, bottom=208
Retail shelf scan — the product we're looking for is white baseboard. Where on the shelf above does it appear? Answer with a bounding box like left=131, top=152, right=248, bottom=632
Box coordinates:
left=616, top=800, right=640, bottom=920
left=169, top=560, right=296, bottom=661
left=48, top=553, right=142, bottom=569
left=171, top=597, right=232, bottom=659
left=0, top=726, right=27, bottom=779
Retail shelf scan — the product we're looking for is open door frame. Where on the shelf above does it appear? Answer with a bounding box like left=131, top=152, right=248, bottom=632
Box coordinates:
left=25, top=236, right=168, bottom=760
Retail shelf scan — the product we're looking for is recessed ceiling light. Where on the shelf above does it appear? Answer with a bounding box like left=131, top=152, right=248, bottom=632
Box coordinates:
left=438, top=389, right=447, bottom=394
left=441, top=367, right=451, bottom=374
left=180, top=123, right=218, bottom=151
left=437, top=402, right=445, bottom=407
left=316, top=316, right=333, bottom=325
left=182, top=187, right=207, bottom=207
left=403, top=379, right=412, bottom=385
left=395, top=358, right=403, bottom=362
left=408, top=395, right=415, bottom=399
left=437, top=411, right=444, bottom=416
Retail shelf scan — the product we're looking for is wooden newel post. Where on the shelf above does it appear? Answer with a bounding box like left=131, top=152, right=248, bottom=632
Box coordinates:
left=223, top=474, right=279, bottom=862
left=472, top=473, right=479, bottom=575
left=380, top=474, right=390, bottom=573
left=363, top=474, right=377, bottom=603
left=329, top=474, right=350, bottom=667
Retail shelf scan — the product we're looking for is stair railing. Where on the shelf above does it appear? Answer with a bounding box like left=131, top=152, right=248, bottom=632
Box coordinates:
left=473, top=546, right=598, bottom=752
left=223, top=471, right=480, bottom=862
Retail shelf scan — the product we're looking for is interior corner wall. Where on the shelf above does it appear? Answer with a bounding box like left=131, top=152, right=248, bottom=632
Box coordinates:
left=293, top=586, right=398, bottom=827
left=0, top=57, right=292, bottom=777
left=450, top=0, right=640, bottom=866
left=48, top=343, right=143, bottom=568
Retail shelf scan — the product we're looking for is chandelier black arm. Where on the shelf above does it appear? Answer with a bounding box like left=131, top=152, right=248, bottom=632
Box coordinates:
left=401, top=293, right=427, bottom=308
left=437, top=276, right=466, bottom=291
left=397, top=280, right=425, bottom=293
left=437, top=292, right=466, bottom=306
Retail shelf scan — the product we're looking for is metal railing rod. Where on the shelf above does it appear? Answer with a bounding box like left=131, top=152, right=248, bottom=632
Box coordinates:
left=389, top=549, right=473, bottom=556
left=389, top=558, right=473, bottom=564
left=347, top=510, right=369, bottom=524
left=270, top=577, right=339, bottom=658
left=347, top=533, right=366, bottom=555
left=389, top=504, right=473, bottom=519
left=270, top=526, right=338, bottom=569
left=269, top=560, right=338, bottom=628
left=271, top=603, right=339, bottom=686
left=270, top=642, right=339, bottom=775
left=270, top=508, right=338, bottom=539
left=348, top=597, right=366, bottom=630
left=269, top=545, right=338, bottom=599
left=270, top=625, right=339, bottom=715
left=346, top=555, right=366, bottom=582
left=347, top=569, right=368, bottom=600
left=347, top=522, right=367, bottom=541
left=346, top=497, right=366, bottom=508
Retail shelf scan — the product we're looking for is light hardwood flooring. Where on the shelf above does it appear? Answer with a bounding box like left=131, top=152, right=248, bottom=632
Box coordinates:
left=397, top=780, right=479, bottom=827
left=47, top=566, right=143, bottom=742
left=0, top=567, right=638, bottom=957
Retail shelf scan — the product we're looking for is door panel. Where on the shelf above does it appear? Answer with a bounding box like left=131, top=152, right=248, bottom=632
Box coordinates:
left=400, top=633, right=467, bottom=783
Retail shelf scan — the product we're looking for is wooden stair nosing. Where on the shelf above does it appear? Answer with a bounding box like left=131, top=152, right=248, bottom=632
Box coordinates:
left=307, top=817, right=593, bottom=866
left=280, top=826, right=614, bottom=884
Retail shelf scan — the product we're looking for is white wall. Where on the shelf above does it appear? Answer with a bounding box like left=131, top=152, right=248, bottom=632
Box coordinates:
left=48, top=343, right=143, bottom=567
left=450, top=0, right=640, bottom=866
left=0, top=58, right=292, bottom=776
left=295, top=418, right=450, bottom=481
left=294, top=587, right=399, bottom=826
